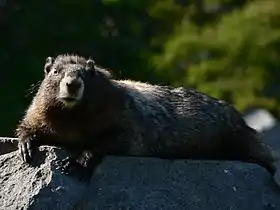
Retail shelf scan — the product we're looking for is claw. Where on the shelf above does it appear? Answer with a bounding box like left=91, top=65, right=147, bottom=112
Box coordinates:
left=18, top=143, right=24, bottom=161
left=27, top=140, right=32, bottom=158
left=18, top=138, right=34, bottom=163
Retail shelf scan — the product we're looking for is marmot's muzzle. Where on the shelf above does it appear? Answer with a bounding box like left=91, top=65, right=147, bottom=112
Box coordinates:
left=66, top=79, right=81, bottom=95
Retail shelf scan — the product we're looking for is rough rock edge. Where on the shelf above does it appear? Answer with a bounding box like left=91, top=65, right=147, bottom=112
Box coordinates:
left=0, top=146, right=89, bottom=210
left=1, top=140, right=280, bottom=210
left=0, top=137, right=18, bottom=155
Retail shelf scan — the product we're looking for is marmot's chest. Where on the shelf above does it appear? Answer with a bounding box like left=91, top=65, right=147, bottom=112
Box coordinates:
left=49, top=118, right=94, bottom=142
left=46, top=110, right=118, bottom=145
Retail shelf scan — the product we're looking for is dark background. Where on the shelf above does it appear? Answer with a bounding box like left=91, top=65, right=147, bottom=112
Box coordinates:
left=1, top=0, right=280, bottom=136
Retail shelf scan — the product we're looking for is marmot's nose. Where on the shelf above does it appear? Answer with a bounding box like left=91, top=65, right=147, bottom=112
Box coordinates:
left=66, top=79, right=81, bottom=93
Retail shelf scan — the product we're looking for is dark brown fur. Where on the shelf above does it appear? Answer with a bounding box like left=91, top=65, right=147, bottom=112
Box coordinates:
left=16, top=54, right=280, bottom=183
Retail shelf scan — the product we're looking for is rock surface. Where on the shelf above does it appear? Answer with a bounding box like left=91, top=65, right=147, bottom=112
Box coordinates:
left=0, top=144, right=280, bottom=210
left=0, top=137, right=18, bottom=155
left=0, top=147, right=88, bottom=210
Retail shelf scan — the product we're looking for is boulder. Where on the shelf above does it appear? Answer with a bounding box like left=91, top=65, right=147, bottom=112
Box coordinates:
left=0, top=145, right=280, bottom=210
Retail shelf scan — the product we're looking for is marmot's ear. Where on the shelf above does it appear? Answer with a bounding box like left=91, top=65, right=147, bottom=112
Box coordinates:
left=85, top=59, right=95, bottom=72
left=44, top=57, right=54, bottom=75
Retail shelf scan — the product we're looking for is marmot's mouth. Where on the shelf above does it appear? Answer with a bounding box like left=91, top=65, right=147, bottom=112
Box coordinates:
left=60, top=97, right=77, bottom=103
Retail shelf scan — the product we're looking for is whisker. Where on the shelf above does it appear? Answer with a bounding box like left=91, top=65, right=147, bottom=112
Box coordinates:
left=25, top=81, right=42, bottom=98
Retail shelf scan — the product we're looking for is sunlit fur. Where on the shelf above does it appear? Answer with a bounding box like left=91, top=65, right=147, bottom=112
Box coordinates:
left=16, top=54, right=114, bottom=142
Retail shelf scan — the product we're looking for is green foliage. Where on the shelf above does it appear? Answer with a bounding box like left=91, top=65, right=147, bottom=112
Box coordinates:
left=153, top=0, right=280, bottom=112
left=1, top=0, right=280, bottom=136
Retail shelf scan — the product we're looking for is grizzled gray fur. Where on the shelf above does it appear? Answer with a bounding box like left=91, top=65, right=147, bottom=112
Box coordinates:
left=16, top=54, right=279, bottom=183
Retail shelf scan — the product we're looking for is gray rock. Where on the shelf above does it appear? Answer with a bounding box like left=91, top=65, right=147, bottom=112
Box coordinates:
left=85, top=157, right=280, bottom=210
left=0, top=147, right=88, bottom=210
left=0, top=137, right=18, bottom=155
left=244, top=108, right=277, bottom=132
left=0, top=145, right=280, bottom=210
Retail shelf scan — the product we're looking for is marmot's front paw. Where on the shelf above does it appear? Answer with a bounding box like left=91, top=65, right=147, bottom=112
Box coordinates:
left=55, top=157, right=74, bottom=175
left=55, top=157, right=92, bottom=181
left=18, top=137, right=35, bottom=163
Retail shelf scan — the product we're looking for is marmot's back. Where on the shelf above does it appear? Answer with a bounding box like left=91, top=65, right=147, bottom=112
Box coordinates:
left=116, top=80, right=244, bottom=144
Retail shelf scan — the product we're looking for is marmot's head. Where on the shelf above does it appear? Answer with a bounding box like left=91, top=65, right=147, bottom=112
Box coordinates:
left=40, top=54, right=105, bottom=109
